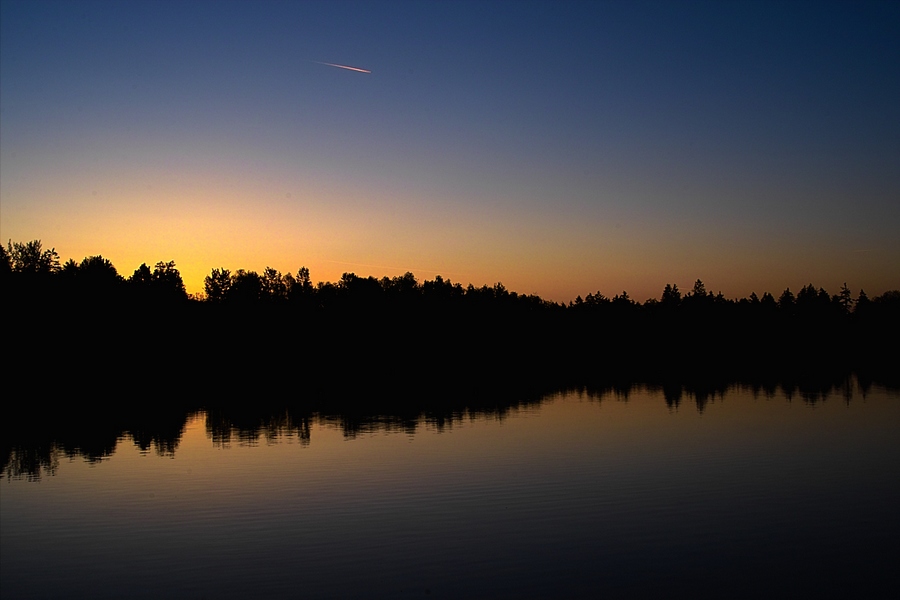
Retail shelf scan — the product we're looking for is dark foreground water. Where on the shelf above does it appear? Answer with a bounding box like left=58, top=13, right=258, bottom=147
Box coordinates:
left=2, top=382, right=898, bottom=599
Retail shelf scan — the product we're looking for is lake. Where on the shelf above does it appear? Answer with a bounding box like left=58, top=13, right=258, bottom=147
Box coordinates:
left=2, top=380, right=898, bottom=599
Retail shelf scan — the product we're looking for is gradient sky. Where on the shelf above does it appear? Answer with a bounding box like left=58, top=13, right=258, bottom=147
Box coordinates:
left=2, top=0, right=898, bottom=301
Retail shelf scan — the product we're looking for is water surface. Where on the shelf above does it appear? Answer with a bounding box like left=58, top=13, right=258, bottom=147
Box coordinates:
left=2, top=382, right=898, bottom=598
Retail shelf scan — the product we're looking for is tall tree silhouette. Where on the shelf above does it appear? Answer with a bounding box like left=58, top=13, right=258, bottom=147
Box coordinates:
left=204, top=268, right=232, bottom=303
left=151, top=261, right=187, bottom=301
left=229, top=269, right=262, bottom=304
left=130, top=263, right=153, bottom=288
left=0, top=244, right=11, bottom=277
left=6, top=240, right=59, bottom=274
left=661, top=283, right=681, bottom=308
left=77, top=256, right=122, bottom=286
left=837, top=283, right=854, bottom=314
left=261, top=267, right=288, bottom=302
left=778, top=288, right=795, bottom=312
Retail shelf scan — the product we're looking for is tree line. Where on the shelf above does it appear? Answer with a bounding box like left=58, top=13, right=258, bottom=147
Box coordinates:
left=3, top=238, right=898, bottom=391
left=3, top=238, right=897, bottom=317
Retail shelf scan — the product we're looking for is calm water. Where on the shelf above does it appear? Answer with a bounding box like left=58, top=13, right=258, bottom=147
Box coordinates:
left=3, top=383, right=899, bottom=599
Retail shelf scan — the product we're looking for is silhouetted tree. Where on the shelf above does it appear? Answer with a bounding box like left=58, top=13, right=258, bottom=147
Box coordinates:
left=661, top=283, right=681, bottom=308
left=77, top=255, right=122, bottom=287
left=423, top=274, right=464, bottom=306
left=130, top=263, right=152, bottom=286
left=287, top=266, right=313, bottom=301
left=60, top=258, right=79, bottom=278
left=229, top=269, right=262, bottom=304
left=7, top=240, right=59, bottom=274
left=151, top=261, right=187, bottom=301
left=315, top=280, right=338, bottom=308
left=0, top=244, right=11, bottom=278
left=611, top=291, right=634, bottom=308
left=682, top=279, right=713, bottom=311
left=796, top=284, right=820, bottom=314
left=204, top=268, right=232, bottom=303
left=260, top=267, right=288, bottom=302
left=295, top=266, right=311, bottom=288
left=690, top=279, right=707, bottom=298
left=386, top=272, right=419, bottom=296
left=584, top=291, right=609, bottom=307
left=835, top=283, right=854, bottom=314
left=778, top=288, right=795, bottom=311
left=874, top=290, right=900, bottom=306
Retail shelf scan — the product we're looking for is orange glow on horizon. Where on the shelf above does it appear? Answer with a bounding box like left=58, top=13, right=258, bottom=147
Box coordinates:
left=2, top=162, right=897, bottom=303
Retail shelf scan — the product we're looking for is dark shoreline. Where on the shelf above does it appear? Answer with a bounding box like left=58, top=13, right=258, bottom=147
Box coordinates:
left=4, top=239, right=898, bottom=480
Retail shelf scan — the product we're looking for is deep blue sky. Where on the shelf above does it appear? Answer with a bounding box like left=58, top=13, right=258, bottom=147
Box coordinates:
left=2, top=0, right=898, bottom=299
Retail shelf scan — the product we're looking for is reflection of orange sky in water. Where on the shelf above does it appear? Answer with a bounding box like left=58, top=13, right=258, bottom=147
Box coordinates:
left=18, top=384, right=898, bottom=498
left=4, top=383, right=897, bottom=600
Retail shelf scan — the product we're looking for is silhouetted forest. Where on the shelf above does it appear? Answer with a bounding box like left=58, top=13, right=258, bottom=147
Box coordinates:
left=3, top=239, right=898, bottom=393
left=3, top=240, right=898, bottom=480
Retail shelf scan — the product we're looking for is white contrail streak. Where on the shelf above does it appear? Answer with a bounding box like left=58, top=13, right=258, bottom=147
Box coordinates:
left=312, top=60, right=371, bottom=74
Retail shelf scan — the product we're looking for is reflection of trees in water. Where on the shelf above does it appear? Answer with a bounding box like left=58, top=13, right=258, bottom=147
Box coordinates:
left=2, top=444, right=61, bottom=481
left=2, top=432, right=172, bottom=482
left=321, top=396, right=548, bottom=439
left=2, top=407, right=198, bottom=481
left=2, top=374, right=894, bottom=481
left=560, top=373, right=879, bottom=414
left=206, top=408, right=312, bottom=447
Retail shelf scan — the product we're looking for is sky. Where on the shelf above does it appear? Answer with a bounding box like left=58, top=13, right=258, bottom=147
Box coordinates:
left=1, top=0, right=898, bottom=301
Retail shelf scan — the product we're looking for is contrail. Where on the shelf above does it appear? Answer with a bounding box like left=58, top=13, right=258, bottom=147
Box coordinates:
left=311, top=60, right=371, bottom=74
